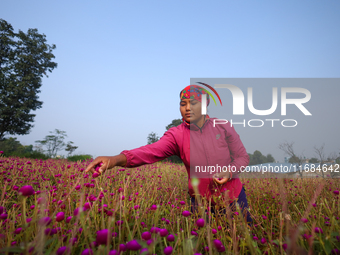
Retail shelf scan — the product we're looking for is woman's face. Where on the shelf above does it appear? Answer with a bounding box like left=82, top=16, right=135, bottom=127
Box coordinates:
left=180, top=98, right=204, bottom=123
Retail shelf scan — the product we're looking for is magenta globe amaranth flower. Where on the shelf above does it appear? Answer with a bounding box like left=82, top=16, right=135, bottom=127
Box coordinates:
left=196, top=218, right=205, bottom=228
left=213, top=239, right=225, bottom=252
left=211, top=228, right=217, bottom=234
left=96, top=229, right=109, bottom=245
left=126, top=240, right=142, bottom=251
left=109, top=250, right=118, bottom=255
left=334, top=190, right=339, bottom=195
left=14, top=228, right=22, bottom=234
left=39, top=217, right=52, bottom=226
left=56, top=246, right=70, bottom=255
left=19, top=185, right=34, bottom=196
left=167, top=234, right=175, bottom=242
left=164, top=246, right=173, bottom=255
left=301, top=218, right=308, bottom=223
left=142, top=231, right=151, bottom=240
left=66, top=216, right=72, bottom=223
left=160, top=228, right=168, bottom=237
left=0, top=213, right=8, bottom=220
left=81, top=249, right=93, bottom=255
left=191, top=231, right=198, bottom=236
left=56, top=212, right=65, bottom=222
left=182, top=211, right=191, bottom=217
left=315, top=227, right=323, bottom=234
left=261, top=238, right=267, bottom=244
left=119, top=244, right=127, bottom=252
left=140, top=248, right=149, bottom=255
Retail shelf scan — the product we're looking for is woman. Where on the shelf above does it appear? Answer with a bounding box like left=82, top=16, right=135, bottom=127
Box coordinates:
left=85, top=85, right=252, bottom=224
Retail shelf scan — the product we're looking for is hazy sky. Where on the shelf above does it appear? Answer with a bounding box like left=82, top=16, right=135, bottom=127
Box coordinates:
left=1, top=0, right=339, bottom=162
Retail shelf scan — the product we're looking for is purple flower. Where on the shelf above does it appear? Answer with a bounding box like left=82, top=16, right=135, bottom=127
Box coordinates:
left=253, top=236, right=259, bottom=241
left=108, top=250, right=119, bottom=255
left=96, top=229, right=109, bottom=245
left=315, top=227, right=323, bottom=234
left=180, top=201, right=185, bottom=205
left=56, top=246, right=70, bottom=255
left=56, top=212, right=65, bottom=222
left=211, top=229, right=217, bottom=234
left=0, top=213, right=8, bottom=220
left=126, top=240, right=142, bottom=251
left=261, top=238, right=266, bottom=244
left=301, top=218, right=308, bottom=223
left=282, top=243, right=288, bottom=251
left=39, top=217, right=51, bottom=226
left=182, top=211, right=191, bottom=217
left=142, top=231, right=151, bottom=240
left=160, top=228, right=168, bottom=237
left=191, top=231, right=198, bottom=236
left=19, top=185, right=35, bottom=196
left=213, top=239, right=225, bottom=252
left=66, top=216, right=72, bottom=223
left=164, top=246, right=173, bottom=255
left=14, top=228, right=22, bottom=234
left=196, top=218, right=205, bottom=228
left=150, top=205, right=157, bottom=210
left=81, top=249, right=93, bottom=255
left=116, top=220, right=123, bottom=226
left=167, top=234, right=175, bottom=242
left=119, top=244, right=127, bottom=252
left=140, top=248, right=149, bottom=255
left=334, top=190, right=339, bottom=195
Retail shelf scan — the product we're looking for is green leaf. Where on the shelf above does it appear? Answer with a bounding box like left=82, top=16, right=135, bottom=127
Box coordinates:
left=324, top=239, right=332, bottom=254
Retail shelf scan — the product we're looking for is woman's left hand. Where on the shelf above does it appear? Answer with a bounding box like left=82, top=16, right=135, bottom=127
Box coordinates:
left=212, top=172, right=230, bottom=185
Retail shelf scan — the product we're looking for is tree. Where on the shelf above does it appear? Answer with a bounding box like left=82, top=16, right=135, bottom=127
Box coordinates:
left=0, top=19, right=57, bottom=140
left=266, top=154, right=275, bottom=163
left=36, top=129, right=67, bottom=158
left=147, top=132, right=159, bottom=144
left=279, top=142, right=304, bottom=178
left=309, top=157, right=319, bottom=163
left=65, top=141, right=78, bottom=156
left=166, top=119, right=182, bottom=130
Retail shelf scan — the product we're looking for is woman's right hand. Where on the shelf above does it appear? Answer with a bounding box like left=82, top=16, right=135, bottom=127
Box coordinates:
left=85, top=154, right=127, bottom=177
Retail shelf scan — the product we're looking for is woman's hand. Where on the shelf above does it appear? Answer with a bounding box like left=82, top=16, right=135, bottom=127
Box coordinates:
left=85, top=154, right=127, bottom=177
left=212, top=172, right=230, bottom=185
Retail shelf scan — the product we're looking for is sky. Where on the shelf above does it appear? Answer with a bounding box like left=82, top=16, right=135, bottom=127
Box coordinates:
left=1, top=0, right=339, bottom=162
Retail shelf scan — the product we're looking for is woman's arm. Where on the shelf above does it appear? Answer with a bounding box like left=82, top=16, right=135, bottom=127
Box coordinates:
left=121, top=130, right=179, bottom=168
left=85, top=129, right=179, bottom=175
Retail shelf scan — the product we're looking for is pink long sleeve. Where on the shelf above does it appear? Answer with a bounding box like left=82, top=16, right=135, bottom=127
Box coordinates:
left=120, top=130, right=180, bottom=168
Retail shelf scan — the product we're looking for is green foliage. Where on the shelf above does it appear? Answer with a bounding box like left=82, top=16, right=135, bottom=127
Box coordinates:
left=0, top=19, right=57, bottom=140
left=248, top=150, right=276, bottom=165
left=166, top=118, right=182, bottom=130
left=67, top=154, right=92, bottom=162
left=309, top=157, right=319, bottom=163
left=65, top=141, right=78, bottom=156
left=0, top=137, right=48, bottom=159
left=36, top=129, right=70, bottom=158
left=147, top=132, right=159, bottom=144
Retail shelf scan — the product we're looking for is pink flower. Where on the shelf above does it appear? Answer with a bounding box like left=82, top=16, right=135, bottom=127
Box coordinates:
left=167, top=234, right=175, bottom=242
left=160, top=228, right=168, bottom=237
left=19, top=185, right=34, bottom=196
left=301, top=218, right=308, bottom=223
left=196, top=218, right=205, bottom=228
left=213, top=239, right=225, bottom=252
left=334, top=190, right=339, bottom=195
left=164, top=246, right=173, bottom=255
left=96, top=229, right=109, bottom=245
left=126, top=240, right=142, bottom=251
left=56, top=212, right=65, bottom=222
left=141, top=231, right=151, bottom=240
left=182, top=211, right=191, bottom=217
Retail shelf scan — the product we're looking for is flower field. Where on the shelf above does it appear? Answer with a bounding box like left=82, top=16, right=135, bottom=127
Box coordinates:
left=0, top=155, right=339, bottom=255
